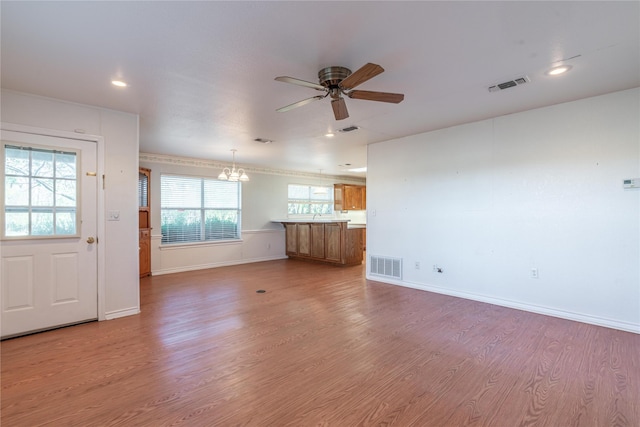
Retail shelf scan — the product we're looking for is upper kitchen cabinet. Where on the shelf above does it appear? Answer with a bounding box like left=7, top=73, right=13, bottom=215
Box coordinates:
left=334, top=184, right=366, bottom=211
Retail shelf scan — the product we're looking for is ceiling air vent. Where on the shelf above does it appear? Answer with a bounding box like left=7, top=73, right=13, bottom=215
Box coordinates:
left=338, top=125, right=360, bottom=133
left=488, top=76, right=530, bottom=93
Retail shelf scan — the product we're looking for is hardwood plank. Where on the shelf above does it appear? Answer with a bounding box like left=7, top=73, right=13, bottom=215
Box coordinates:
left=2, top=259, right=638, bottom=426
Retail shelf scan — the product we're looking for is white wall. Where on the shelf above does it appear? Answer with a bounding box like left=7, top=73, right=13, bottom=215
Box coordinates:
left=1, top=90, right=140, bottom=319
left=367, top=88, right=640, bottom=333
left=140, top=154, right=365, bottom=275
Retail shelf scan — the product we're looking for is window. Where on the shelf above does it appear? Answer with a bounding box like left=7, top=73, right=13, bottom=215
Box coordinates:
left=3, top=144, right=78, bottom=237
left=288, top=184, right=333, bottom=215
left=160, top=174, right=241, bottom=244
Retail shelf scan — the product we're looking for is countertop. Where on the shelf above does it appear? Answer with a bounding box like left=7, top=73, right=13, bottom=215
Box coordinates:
left=347, top=223, right=366, bottom=229
left=272, top=219, right=366, bottom=229
left=271, top=219, right=350, bottom=223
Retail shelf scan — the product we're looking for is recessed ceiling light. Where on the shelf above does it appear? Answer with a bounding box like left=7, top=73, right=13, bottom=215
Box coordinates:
left=347, top=167, right=367, bottom=173
left=546, top=65, right=572, bottom=76
left=325, top=132, right=335, bottom=138
left=111, top=79, right=128, bottom=87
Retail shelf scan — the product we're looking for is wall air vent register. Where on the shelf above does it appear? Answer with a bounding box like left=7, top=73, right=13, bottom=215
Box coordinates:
left=370, top=255, right=402, bottom=280
left=338, top=125, right=360, bottom=133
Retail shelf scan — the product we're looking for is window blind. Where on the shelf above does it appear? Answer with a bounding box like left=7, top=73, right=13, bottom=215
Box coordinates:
left=161, top=174, right=241, bottom=244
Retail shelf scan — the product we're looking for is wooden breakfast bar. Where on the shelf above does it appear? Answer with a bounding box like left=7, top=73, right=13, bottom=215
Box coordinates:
left=273, top=219, right=363, bottom=266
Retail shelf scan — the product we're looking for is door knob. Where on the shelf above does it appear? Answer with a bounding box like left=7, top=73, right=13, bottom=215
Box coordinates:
left=86, top=237, right=95, bottom=244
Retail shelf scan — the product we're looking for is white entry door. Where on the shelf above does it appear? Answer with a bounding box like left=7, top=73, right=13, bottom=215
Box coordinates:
left=1, top=130, right=98, bottom=338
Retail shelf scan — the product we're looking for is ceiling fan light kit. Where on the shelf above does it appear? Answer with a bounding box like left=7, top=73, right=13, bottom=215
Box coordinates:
left=275, top=63, right=404, bottom=120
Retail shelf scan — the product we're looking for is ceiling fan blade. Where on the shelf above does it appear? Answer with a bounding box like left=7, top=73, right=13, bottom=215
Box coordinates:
left=347, top=90, right=405, bottom=103
left=331, top=98, right=349, bottom=120
left=339, top=63, right=384, bottom=90
left=276, top=95, right=325, bottom=113
left=275, top=76, right=326, bottom=91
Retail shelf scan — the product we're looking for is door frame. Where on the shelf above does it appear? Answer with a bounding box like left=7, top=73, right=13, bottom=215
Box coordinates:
left=1, top=122, right=107, bottom=321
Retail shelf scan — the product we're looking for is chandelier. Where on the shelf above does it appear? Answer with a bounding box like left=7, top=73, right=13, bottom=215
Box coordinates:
left=218, top=149, right=249, bottom=182
left=313, top=169, right=328, bottom=195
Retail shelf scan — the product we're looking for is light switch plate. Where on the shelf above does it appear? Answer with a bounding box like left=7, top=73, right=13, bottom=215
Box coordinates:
left=108, top=210, right=120, bottom=221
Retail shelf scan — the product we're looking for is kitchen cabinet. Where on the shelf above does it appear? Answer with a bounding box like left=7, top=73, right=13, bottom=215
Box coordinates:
left=285, top=223, right=297, bottom=254
left=362, top=228, right=366, bottom=251
left=334, top=184, right=366, bottom=211
left=324, top=222, right=342, bottom=262
left=297, top=223, right=311, bottom=256
left=281, top=221, right=362, bottom=266
left=139, top=167, right=151, bottom=277
left=310, top=223, right=325, bottom=258
left=139, top=228, right=150, bottom=277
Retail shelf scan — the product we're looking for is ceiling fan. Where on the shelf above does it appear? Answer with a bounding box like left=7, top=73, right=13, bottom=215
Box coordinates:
left=275, top=63, right=404, bottom=120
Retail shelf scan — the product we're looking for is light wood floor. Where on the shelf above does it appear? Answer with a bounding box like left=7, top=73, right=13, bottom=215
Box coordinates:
left=2, top=259, right=639, bottom=426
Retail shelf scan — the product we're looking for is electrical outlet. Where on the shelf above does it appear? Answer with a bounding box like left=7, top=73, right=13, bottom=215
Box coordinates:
left=415, top=262, right=420, bottom=270
left=531, top=268, right=539, bottom=279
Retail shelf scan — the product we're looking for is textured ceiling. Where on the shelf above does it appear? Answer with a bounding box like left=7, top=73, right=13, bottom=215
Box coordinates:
left=2, top=1, right=638, bottom=177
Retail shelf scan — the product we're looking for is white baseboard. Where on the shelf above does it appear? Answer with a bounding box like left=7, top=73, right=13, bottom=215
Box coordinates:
left=152, top=255, right=288, bottom=276
left=366, top=274, right=640, bottom=334
left=104, top=307, right=141, bottom=320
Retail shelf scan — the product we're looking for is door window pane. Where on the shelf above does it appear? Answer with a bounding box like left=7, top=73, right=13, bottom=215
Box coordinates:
left=55, top=211, right=76, bottom=235
left=5, top=147, right=29, bottom=176
left=32, top=210, right=54, bottom=235
left=55, top=153, right=76, bottom=178
left=56, top=180, right=76, bottom=207
left=5, top=210, right=29, bottom=236
left=32, top=150, right=54, bottom=177
left=3, top=144, right=79, bottom=238
left=31, top=178, right=54, bottom=206
left=5, top=177, right=29, bottom=205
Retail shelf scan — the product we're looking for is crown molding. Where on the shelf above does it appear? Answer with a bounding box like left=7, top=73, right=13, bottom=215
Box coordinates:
left=139, top=152, right=366, bottom=184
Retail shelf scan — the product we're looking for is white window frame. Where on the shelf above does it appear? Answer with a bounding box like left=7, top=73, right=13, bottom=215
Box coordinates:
left=160, top=174, right=242, bottom=245
left=287, top=183, right=334, bottom=217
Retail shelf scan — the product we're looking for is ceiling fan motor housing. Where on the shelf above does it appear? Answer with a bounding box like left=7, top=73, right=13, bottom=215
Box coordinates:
left=319, top=66, right=351, bottom=100
left=319, top=66, right=351, bottom=88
